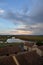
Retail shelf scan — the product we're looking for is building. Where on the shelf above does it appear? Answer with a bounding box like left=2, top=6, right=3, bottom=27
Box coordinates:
left=0, top=56, right=16, bottom=65
left=0, top=51, right=43, bottom=65
left=0, top=45, right=24, bottom=56
left=24, top=41, right=34, bottom=51
left=24, top=42, right=43, bottom=56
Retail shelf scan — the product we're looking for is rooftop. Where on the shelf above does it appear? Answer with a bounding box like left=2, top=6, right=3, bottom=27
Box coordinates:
left=0, top=56, right=16, bottom=65
left=15, top=51, right=43, bottom=65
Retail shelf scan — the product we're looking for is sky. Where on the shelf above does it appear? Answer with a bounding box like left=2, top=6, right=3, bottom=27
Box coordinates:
left=0, top=0, right=43, bottom=35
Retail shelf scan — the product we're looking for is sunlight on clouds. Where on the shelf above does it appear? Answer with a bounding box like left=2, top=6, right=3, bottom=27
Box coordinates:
left=10, top=30, right=33, bottom=35
left=0, top=31, right=10, bottom=35
left=17, top=25, right=26, bottom=29
left=17, top=30, right=33, bottom=34
left=0, top=30, right=33, bottom=35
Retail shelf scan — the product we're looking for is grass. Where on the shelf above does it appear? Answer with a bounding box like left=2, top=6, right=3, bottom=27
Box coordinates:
left=0, top=35, right=43, bottom=48
left=14, top=35, right=43, bottom=41
left=0, top=35, right=43, bottom=41
left=0, top=43, right=23, bottom=48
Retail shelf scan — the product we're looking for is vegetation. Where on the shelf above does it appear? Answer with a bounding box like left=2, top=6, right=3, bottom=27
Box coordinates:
left=0, top=35, right=43, bottom=41
left=0, top=35, right=43, bottom=48
left=14, top=35, right=43, bottom=41
left=36, top=41, right=43, bottom=46
left=0, top=43, right=23, bottom=48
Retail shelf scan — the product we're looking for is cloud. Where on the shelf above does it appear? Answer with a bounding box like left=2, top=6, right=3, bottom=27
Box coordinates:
left=1, top=0, right=43, bottom=25
left=30, top=23, right=43, bottom=35
left=22, top=5, right=29, bottom=14
left=3, top=0, right=43, bottom=24
left=10, top=30, right=33, bottom=35
left=28, top=0, right=43, bottom=23
left=0, top=23, right=43, bottom=35
left=2, top=11, right=29, bottom=25
left=0, top=0, right=43, bottom=35
left=15, top=23, right=43, bottom=35
left=0, top=9, right=4, bottom=14
left=0, top=8, right=43, bottom=35
left=2, top=10, right=34, bottom=25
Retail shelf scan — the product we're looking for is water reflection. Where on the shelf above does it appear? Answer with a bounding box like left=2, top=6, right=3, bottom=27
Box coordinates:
left=7, top=37, right=24, bottom=43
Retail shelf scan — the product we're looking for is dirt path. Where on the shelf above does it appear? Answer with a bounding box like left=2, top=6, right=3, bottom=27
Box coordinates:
left=12, top=56, right=20, bottom=65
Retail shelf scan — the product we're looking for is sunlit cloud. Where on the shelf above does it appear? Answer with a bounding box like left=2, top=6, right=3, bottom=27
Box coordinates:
left=9, top=30, right=33, bottom=35
left=0, top=9, right=4, bottom=14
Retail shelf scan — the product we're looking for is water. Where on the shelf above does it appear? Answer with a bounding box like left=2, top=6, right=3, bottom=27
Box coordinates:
left=7, top=37, right=24, bottom=43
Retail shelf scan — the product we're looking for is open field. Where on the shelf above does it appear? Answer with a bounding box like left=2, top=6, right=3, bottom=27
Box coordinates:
left=0, top=35, right=43, bottom=41
left=14, top=35, right=43, bottom=41
left=0, top=43, right=23, bottom=48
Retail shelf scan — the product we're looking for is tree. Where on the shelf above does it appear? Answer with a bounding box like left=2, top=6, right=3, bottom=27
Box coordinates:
left=36, top=41, right=43, bottom=46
